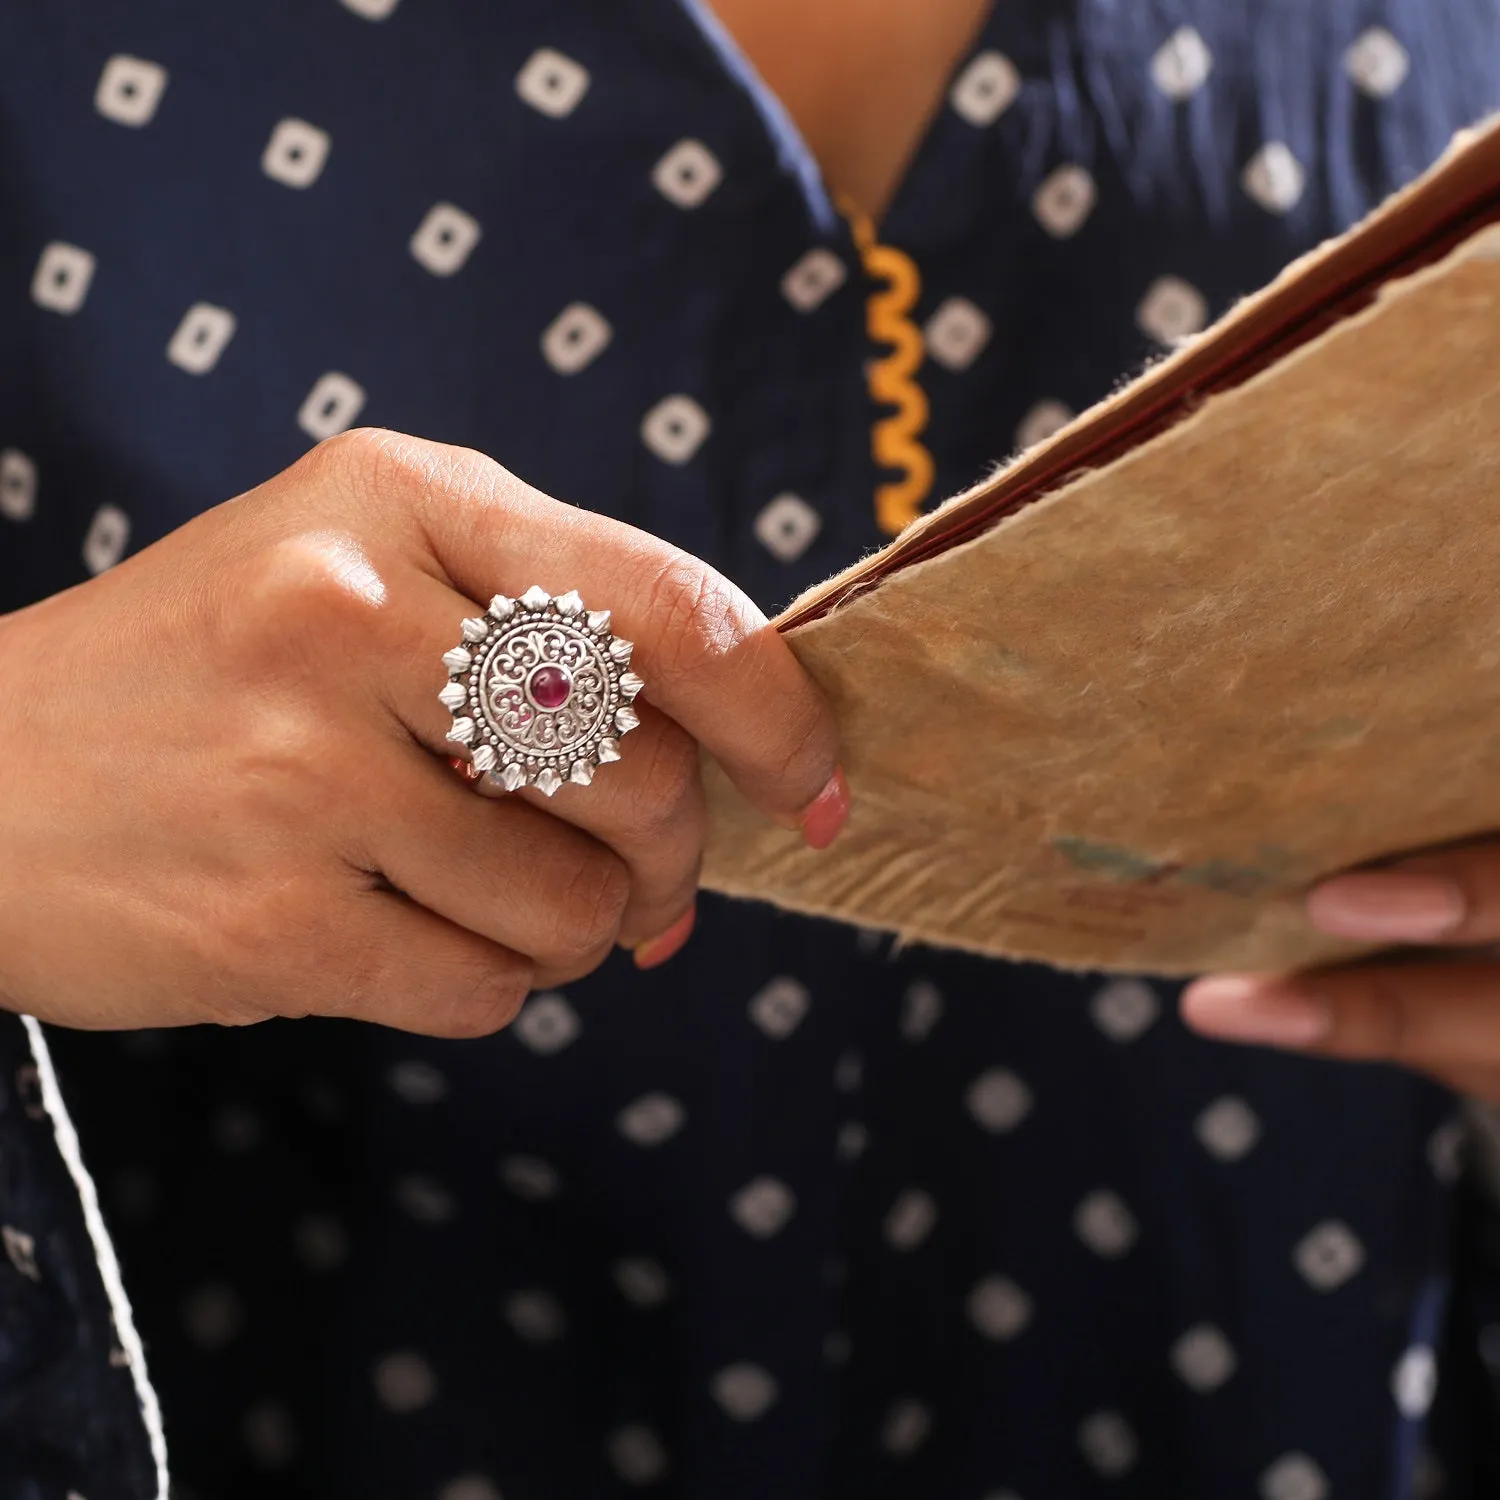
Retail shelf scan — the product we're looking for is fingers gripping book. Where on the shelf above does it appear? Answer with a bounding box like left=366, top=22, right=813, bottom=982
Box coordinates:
left=702, top=116, right=1500, bottom=976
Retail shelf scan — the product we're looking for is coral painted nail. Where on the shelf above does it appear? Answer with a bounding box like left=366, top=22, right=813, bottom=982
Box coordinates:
left=799, top=767, right=850, bottom=851
left=633, top=906, right=697, bottom=971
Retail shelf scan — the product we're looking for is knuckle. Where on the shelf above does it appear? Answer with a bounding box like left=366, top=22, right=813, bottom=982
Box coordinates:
left=226, top=531, right=390, bottom=671
left=639, top=552, right=760, bottom=679
left=547, top=849, right=631, bottom=960
left=430, top=966, right=532, bottom=1039
left=312, top=426, right=427, bottom=495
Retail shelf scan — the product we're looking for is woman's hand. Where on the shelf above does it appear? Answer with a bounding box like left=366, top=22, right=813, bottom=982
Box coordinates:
left=1183, top=842, right=1500, bottom=1100
left=0, top=429, right=845, bottom=1036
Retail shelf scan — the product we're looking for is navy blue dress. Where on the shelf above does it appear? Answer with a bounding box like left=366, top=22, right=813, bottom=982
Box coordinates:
left=2, top=3, right=1500, bottom=1498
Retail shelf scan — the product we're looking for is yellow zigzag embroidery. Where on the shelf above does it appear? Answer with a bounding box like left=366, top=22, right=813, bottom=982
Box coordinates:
left=847, top=207, right=936, bottom=535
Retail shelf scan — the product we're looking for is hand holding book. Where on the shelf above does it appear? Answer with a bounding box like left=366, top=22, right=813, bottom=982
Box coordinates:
left=1185, top=845, right=1500, bottom=1097
left=703, top=114, right=1500, bottom=1006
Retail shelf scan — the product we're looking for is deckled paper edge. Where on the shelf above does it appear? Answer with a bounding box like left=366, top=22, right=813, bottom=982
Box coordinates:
left=707, top=219, right=1500, bottom=976
left=20, top=1016, right=169, bottom=1500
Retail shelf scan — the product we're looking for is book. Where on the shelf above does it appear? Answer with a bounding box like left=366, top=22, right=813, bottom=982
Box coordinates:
left=701, top=114, right=1500, bottom=976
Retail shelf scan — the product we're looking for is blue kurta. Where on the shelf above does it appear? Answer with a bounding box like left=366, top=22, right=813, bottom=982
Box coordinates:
left=2, top=3, right=1500, bottom=1497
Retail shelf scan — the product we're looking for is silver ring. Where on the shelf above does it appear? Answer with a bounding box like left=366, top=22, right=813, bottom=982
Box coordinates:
left=440, top=586, right=644, bottom=797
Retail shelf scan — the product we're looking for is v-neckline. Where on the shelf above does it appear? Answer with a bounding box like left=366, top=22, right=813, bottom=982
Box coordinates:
left=673, top=0, right=998, bottom=240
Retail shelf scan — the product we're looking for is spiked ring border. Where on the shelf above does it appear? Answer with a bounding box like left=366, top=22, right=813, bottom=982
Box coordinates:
left=440, top=585, right=644, bottom=797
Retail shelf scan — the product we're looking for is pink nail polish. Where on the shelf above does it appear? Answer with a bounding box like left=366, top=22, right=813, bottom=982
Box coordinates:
left=799, top=767, right=850, bottom=851
left=1181, top=975, right=1331, bottom=1049
left=633, top=906, right=697, bottom=971
left=1307, top=872, right=1466, bottom=942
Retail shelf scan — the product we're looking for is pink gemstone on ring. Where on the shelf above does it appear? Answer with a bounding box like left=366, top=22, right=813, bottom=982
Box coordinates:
left=528, top=664, right=573, bottom=710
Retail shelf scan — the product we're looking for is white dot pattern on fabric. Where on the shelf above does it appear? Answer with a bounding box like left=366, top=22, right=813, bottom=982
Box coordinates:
left=261, top=118, right=331, bottom=189
left=2, top=1226, right=40, bottom=1282
left=884, top=1188, right=937, bottom=1251
left=82, top=504, right=131, bottom=575
left=437, top=1477, right=503, bottom=1500
left=512, top=993, right=581, bottom=1055
left=1032, top=164, right=1097, bottom=238
left=372, top=1351, right=437, bottom=1414
left=1171, top=1324, right=1237, bottom=1392
left=641, top=394, right=711, bottom=463
left=881, top=1399, right=933, bottom=1455
left=394, top=1174, right=455, bottom=1224
left=292, top=1212, right=348, bottom=1271
left=1260, top=1452, right=1330, bottom=1500
left=1196, top=1095, right=1262, bottom=1161
left=389, top=1060, right=448, bottom=1103
left=504, top=1290, right=566, bottom=1344
left=1392, top=1344, right=1438, bottom=1418
left=540, top=303, right=613, bottom=375
left=1428, top=1117, right=1464, bottom=1184
left=1089, top=978, right=1161, bottom=1042
left=31, top=243, right=96, bottom=315
left=183, top=1283, right=244, bottom=1351
left=612, top=1258, right=671, bottom=1307
left=340, top=0, right=402, bottom=18
left=754, top=493, right=822, bottom=562
left=824, top=1330, right=851, bottom=1365
left=1079, top=1411, right=1138, bottom=1477
left=1242, top=142, right=1306, bottom=214
left=1074, top=1190, right=1138, bottom=1258
left=1346, top=27, right=1410, bottom=98
left=1015, top=398, right=1074, bottom=452
left=1294, top=1220, right=1365, bottom=1291
left=781, top=248, right=847, bottom=312
left=834, top=1051, right=863, bottom=1092
left=651, top=139, right=723, bottom=209
left=900, top=980, right=944, bottom=1041
left=836, top=1121, right=868, bottom=1162
left=167, top=302, right=237, bottom=374
left=1136, top=276, right=1208, bottom=344
left=515, top=48, right=592, bottom=120
left=949, top=50, right=1021, bottom=126
left=500, top=1155, right=561, bottom=1201
left=748, top=976, right=811, bottom=1039
left=967, top=1276, right=1032, bottom=1341
left=95, top=55, right=169, bottom=128
left=616, top=1092, right=687, bottom=1147
left=711, top=1362, right=779, bottom=1421
left=0, top=449, right=38, bottom=522
left=297, top=372, right=366, bottom=440
left=1151, top=27, right=1214, bottom=101
left=966, top=1068, right=1033, bottom=1133
left=607, top=1424, right=670, bottom=1486
left=410, top=203, right=482, bottom=277
left=241, top=1401, right=297, bottom=1469
left=924, top=297, right=993, bottom=371
left=729, top=1176, right=796, bottom=1238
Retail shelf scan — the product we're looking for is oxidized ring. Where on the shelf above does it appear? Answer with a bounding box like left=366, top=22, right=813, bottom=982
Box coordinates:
left=440, top=586, right=644, bottom=797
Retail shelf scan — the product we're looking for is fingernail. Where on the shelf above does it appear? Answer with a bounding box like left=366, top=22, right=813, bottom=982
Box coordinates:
left=799, top=767, right=850, bottom=851
left=1181, top=975, right=1331, bottom=1049
left=633, top=906, right=697, bottom=971
left=1307, top=871, right=1466, bottom=941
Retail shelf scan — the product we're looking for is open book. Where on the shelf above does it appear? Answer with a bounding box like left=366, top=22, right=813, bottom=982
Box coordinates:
left=702, top=114, right=1500, bottom=976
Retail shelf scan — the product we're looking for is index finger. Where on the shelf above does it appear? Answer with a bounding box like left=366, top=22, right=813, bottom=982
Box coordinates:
left=348, top=431, right=847, bottom=837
